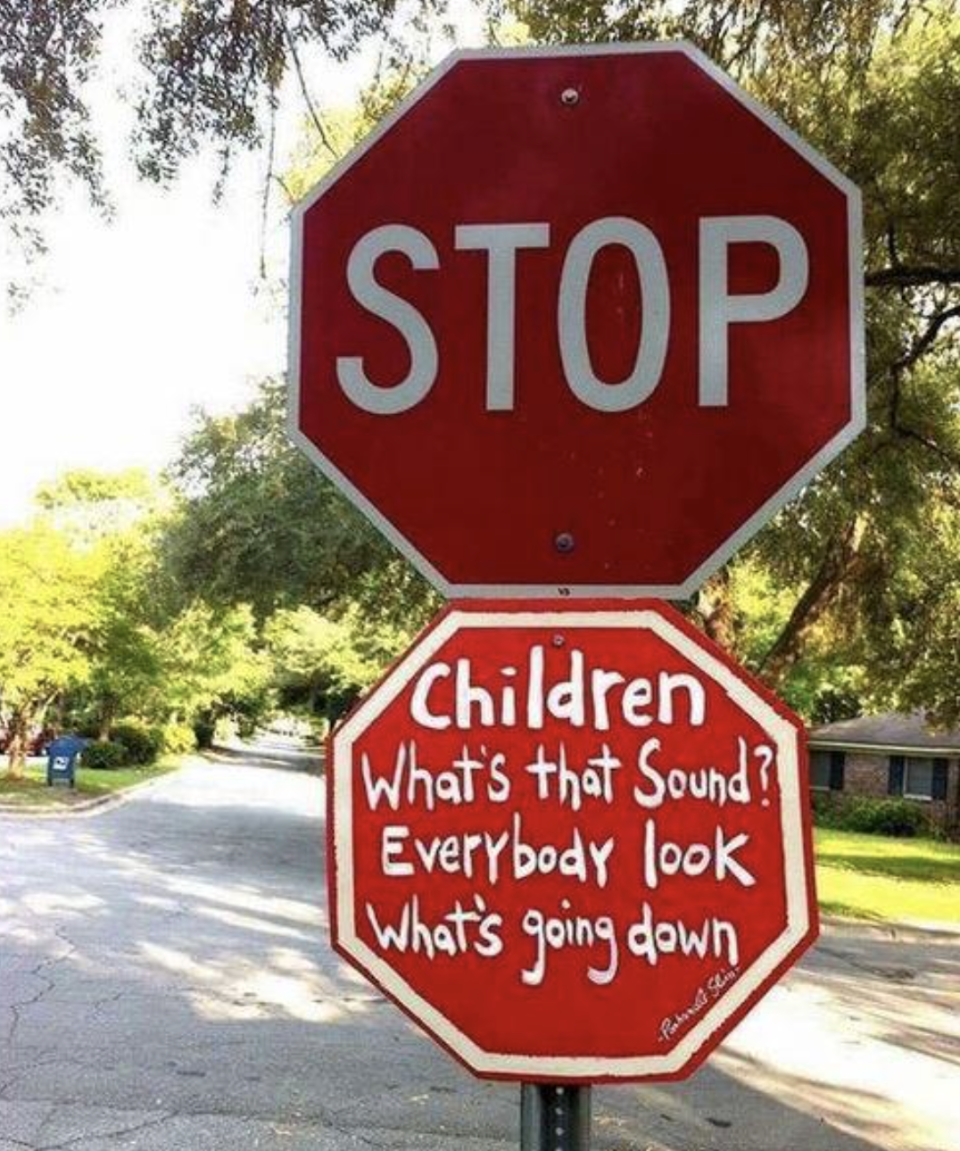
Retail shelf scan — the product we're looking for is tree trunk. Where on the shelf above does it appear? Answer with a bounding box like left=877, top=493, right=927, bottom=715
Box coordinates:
left=5, top=709, right=31, bottom=780
left=697, top=568, right=738, bottom=653
left=760, top=517, right=867, bottom=689
left=98, top=698, right=117, bottom=742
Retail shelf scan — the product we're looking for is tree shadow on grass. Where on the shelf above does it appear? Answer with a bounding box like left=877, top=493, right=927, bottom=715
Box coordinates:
left=818, top=849, right=960, bottom=885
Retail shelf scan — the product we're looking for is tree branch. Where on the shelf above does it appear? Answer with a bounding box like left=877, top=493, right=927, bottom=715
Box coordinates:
left=759, top=518, right=867, bottom=687
left=866, top=265, right=960, bottom=288
left=271, top=172, right=295, bottom=204
left=281, top=19, right=339, bottom=161
left=696, top=568, right=737, bottom=652
left=892, top=420, right=960, bottom=470
left=893, top=304, right=960, bottom=372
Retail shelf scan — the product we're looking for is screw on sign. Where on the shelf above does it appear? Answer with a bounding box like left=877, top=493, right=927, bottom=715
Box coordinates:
left=328, top=602, right=817, bottom=1085
left=289, top=42, right=864, bottom=597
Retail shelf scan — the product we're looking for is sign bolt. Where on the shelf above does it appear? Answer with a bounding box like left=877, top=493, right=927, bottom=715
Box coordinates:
left=560, top=87, right=580, bottom=107
left=554, top=532, right=575, bottom=554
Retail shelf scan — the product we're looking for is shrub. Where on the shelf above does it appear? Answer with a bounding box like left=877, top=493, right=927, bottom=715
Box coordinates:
left=111, top=720, right=163, bottom=766
left=192, top=717, right=216, bottom=749
left=236, top=714, right=258, bottom=740
left=82, top=741, right=126, bottom=770
left=161, top=722, right=197, bottom=756
left=813, top=795, right=933, bottom=838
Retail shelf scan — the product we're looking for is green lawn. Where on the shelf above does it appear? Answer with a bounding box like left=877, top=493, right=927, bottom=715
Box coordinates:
left=815, top=827, right=960, bottom=925
left=0, top=758, right=180, bottom=808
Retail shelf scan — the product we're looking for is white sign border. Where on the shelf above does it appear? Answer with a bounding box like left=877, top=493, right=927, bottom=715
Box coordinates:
left=287, top=40, right=865, bottom=601
left=331, top=607, right=813, bottom=1079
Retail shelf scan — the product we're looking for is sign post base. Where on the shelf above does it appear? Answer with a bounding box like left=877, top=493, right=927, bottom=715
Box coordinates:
left=521, top=1085, right=591, bottom=1151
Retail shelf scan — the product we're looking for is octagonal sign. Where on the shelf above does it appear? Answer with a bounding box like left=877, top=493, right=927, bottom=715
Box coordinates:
left=289, top=43, right=863, bottom=597
left=329, top=600, right=817, bottom=1081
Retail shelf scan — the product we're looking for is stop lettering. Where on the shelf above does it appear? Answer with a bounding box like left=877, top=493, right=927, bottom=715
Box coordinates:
left=338, top=215, right=808, bottom=414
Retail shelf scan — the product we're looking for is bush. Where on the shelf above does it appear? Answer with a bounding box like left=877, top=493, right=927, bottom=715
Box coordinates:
left=813, top=795, right=933, bottom=838
left=236, top=713, right=258, bottom=740
left=82, top=741, right=127, bottom=770
left=192, top=717, right=216, bottom=749
left=111, top=720, right=162, bottom=766
left=161, top=722, right=197, bottom=756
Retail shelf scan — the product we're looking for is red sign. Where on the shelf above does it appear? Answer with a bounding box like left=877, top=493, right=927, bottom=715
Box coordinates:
left=289, top=44, right=863, bottom=597
left=329, top=601, right=817, bottom=1081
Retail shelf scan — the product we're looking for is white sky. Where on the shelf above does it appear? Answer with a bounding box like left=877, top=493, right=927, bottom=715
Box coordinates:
left=0, top=3, right=487, bottom=527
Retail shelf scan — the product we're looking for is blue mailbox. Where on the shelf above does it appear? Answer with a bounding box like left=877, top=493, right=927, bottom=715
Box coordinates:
left=46, top=736, right=86, bottom=788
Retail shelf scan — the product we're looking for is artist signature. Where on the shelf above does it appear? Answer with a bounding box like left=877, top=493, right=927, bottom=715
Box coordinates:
left=658, top=966, right=740, bottom=1042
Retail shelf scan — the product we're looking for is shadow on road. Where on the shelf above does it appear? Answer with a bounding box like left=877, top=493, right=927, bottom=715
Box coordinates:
left=205, top=737, right=324, bottom=776
left=1, top=757, right=956, bottom=1151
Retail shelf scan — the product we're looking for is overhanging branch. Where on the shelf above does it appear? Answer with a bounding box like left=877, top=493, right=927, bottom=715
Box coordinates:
left=866, top=265, right=960, bottom=288
left=893, top=304, right=960, bottom=372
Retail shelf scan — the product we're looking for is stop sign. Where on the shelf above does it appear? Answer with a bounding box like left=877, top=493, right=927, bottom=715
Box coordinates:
left=329, top=600, right=817, bottom=1081
left=289, top=43, right=863, bottom=597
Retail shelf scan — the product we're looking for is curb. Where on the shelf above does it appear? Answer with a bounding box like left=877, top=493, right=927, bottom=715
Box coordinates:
left=0, top=758, right=199, bottom=820
left=821, top=913, right=960, bottom=941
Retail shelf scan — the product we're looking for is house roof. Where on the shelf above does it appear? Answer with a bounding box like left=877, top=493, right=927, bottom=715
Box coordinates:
left=809, top=712, right=960, bottom=755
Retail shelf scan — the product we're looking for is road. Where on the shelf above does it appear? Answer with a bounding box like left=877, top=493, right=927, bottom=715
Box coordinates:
left=1, top=743, right=958, bottom=1151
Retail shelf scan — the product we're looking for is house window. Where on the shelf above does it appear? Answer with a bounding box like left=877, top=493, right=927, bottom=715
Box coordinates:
left=903, top=757, right=935, bottom=800
left=810, top=750, right=844, bottom=791
left=810, top=751, right=831, bottom=790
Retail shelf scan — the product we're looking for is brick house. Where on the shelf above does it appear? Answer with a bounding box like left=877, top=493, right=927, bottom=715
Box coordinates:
left=807, top=713, right=960, bottom=836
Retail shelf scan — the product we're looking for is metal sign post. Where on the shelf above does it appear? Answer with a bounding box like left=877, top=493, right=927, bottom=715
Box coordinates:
left=521, top=1085, right=591, bottom=1151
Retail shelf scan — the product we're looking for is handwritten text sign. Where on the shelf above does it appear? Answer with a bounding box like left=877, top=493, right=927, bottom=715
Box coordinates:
left=329, top=601, right=817, bottom=1082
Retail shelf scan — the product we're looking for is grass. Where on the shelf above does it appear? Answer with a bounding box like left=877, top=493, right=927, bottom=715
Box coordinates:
left=0, top=757, right=181, bottom=808
left=815, top=827, right=960, bottom=925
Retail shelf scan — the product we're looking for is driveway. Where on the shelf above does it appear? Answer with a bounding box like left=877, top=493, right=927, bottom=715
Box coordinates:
left=1, top=743, right=957, bottom=1151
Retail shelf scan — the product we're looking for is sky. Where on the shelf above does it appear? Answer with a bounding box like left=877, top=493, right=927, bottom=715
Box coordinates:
left=0, top=3, right=486, bottom=528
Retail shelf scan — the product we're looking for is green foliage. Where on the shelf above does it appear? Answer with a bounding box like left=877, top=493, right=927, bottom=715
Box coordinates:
left=509, top=2, right=960, bottom=719
left=264, top=604, right=413, bottom=723
left=82, top=741, right=127, bottom=771
left=0, top=522, right=100, bottom=773
left=813, top=794, right=935, bottom=838
left=35, top=467, right=159, bottom=515
left=1, top=469, right=276, bottom=776
left=0, top=524, right=97, bottom=703
left=149, top=601, right=273, bottom=728
left=192, top=716, right=216, bottom=750
left=6, top=8, right=960, bottom=760
left=165, top=379, right=440, bottom=626
left=160, top=722, right=197, bottom=757
left=110, top=720, right=163, bottom=767
left=132, top=1, right=409, bottom=184
left=0, top=0, right=421, bottom=283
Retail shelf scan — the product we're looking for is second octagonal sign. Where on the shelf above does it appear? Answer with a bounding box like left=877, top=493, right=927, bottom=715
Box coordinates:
left=289, top=43, right=864, bottom=597
left=329, top=600, right=817, bottom=1081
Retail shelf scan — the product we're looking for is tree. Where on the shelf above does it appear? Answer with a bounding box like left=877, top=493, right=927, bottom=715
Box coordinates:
left=724, top=5, right=960, bottom=720
left=264, top=603, right=412, bottom=723
left=165, top=377, right=440, bottom=626
left=0, top=524, right=99, bottom=776
left=101, top=4, right=959, bottom=730
left=498, top=2, right=960, bottom=721
left=28, top=468, right=176, bottom=739
left=0, top=0, right=446, bottom=288
left=147, top=601, right=272, bottom=732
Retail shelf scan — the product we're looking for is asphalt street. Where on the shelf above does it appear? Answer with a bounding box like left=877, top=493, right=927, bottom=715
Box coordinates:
left=1, top=743, right=958, bottom=1151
